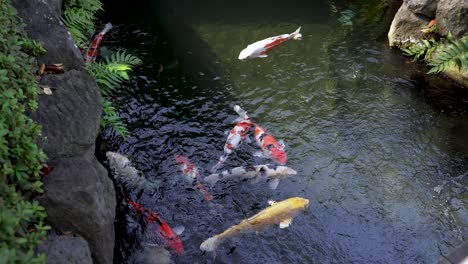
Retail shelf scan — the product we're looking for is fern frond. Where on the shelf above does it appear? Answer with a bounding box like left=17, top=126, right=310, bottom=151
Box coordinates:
left=105, top=51, right=143, bottom=67
left=428, top=36, right=468, bottom=74
left=100, top=99, right=129, bottom=138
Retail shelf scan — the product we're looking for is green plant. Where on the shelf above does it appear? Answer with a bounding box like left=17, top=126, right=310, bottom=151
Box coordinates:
left=86, top=51, right=142, bottom=137
left=428, top=34, right=468, bottom=74
left=62, top=0, right=102, bottom=49
left=402, top=38, right=437, bottom=61
left=1, top=1, right=50, bottom=263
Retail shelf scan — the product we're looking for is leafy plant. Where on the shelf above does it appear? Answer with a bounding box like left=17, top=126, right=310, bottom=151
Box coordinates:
left=428, top=34, right=468, bottom=74
left=1, top=1, right=50, bottom=263
left=62, top=0, right=102, bottom=49
left=402, top=38, right=437, bottom=61
left=86, top=51, right=142, bottom=137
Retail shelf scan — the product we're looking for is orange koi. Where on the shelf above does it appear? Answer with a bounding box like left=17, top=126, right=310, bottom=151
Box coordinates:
left=254, top=125, right=287, bottom=165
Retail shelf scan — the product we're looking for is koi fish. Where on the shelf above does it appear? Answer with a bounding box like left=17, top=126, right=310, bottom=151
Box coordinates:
left=211, top=119, right=254, bottom=172
left=253, top=125, right=287, bottom=164
left=84, top=22, right=113, bottom=63
left=200, top=197, right=309, bottom=252
left=204, top=164, right=297, bottom=190
left=238, top=27, right=302, bottom=60
left=106, top=151, right=151, bottom=191
left=125, top=197, right=185, bottom=254
left=174, top=155, right=213, bottom=202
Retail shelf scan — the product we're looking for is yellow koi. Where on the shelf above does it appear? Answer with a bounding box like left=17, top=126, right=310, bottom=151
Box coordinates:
left=200, top=197, right=309, bottom=252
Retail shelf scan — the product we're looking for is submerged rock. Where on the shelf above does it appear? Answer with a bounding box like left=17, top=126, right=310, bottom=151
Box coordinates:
left=130, top=244, right=173, bottom=264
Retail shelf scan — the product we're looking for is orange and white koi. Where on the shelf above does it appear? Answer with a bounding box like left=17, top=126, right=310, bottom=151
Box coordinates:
left=211, top=119, right=254, bottom=172
left=125, top=197, right=185, bottom=254
left=254, top=125, right=287, bottom=165
left=175, top=155, right=213, bottom=202
left=84, top=22, right=113, bottom=63
left=238, top=27, right=302, bottom=60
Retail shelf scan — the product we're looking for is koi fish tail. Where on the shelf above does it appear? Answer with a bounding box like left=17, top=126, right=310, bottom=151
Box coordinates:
left=211, top=155, right=227, bottom=172
left=200, top=235, right=222, bottom=252
left=234, top=105, right=249, bottom=120
left=291, top=26, right=302, bottom=40
left=100, top=22, right=113, bottom=35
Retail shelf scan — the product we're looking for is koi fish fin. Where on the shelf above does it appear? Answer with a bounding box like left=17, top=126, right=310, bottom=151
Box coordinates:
left=268, top=200, right=276, bottom=206
left=268, top=178, right=280, bottom=190
left=292, top=26, right=302, bottom=40
left=173, top=226, right=185, bottom=236
left=101, top=22, right=113, bottom=34
left=200, top=236, right=221, bottom=252
left=233, top=105, right=249, bottom=120
left=259, top=54, right=268, bottom=58
left=279, top=218, right=293, bottom=229
left=278, top=140, right=285, bottom=149
left=253, top=151, right=265, bottom=158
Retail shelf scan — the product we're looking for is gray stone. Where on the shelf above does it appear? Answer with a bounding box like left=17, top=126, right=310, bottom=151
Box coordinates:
left=37, top=232, right=92, bottom=264
left=29, top=70, right=102, bottom=160
left=37, top=155, right=116, bottom=264
left=436, top=0, right=468, bottom=38
left=404, top=0, right=438, bottom=17
left=388, top=2, right=429, bottom=46
left=12, top=0, right=84, bottom=70
left=437, top=240, right=468, bottom=264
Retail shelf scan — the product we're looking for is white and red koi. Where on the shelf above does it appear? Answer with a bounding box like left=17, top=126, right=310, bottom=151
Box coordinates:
left=175, top=155, right=213, bottom=202
left=84, top=22, right=113, bottom=63
left=254, top=125, right=287, bottom=165
left=125, top=197, right=184, bottom=254
left=238, top=27, right=302, bottom=60
left=211, top=119, right=254, bottom=172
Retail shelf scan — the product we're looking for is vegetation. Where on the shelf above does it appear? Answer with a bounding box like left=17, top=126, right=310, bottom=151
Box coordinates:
left=0, top=1, right=50, bottom=263
left=63, top=0, right=142, bottom=137
left=402, top=33, right=468, bottom=74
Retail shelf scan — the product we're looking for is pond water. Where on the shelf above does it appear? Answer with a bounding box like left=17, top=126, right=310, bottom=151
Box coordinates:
left=100, top=0, right=468, bottom=263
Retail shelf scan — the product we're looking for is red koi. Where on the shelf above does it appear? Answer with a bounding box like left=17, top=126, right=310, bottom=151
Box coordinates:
left=175, top=155, right=213, bottom=201
left=254, top=125, right=287, bottom=165
left=124, top=197, right=184, bottom=254
left=84, top=22, right=113, bottom=63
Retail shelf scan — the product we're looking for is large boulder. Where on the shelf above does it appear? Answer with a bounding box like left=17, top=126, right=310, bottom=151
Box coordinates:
left=29, top=70, right=102, bottom=160
left=36, top=155, right=115, bottom=264
left=388, top=2, right=430, bottom=46
left=37, top=232, right=93, bottom=264
left=404, top=0, right=438, bottom=17
left=12, top=0, right=84, bottom=70
left=436, top=0, right=468, bottom=38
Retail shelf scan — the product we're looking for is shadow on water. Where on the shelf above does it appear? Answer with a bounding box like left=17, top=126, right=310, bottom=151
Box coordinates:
left=98, top=0, right=468, bottom=263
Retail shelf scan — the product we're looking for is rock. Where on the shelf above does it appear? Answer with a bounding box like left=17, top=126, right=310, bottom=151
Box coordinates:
left=29, top=70, right=101, bottom=160
left=436, top=0, right=468, bottom=38
left=388, top=2, right=429, bottom=46
left=12, top=0, right=84, bottom=70
left=404, top=0, right=438, bottom=17
left=37, top=232, right=92, bottom=264
left=36, top=155, right=116, bottom=264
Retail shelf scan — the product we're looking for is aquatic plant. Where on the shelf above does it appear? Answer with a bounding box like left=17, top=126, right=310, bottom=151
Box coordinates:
left=428, top=34, right=468, bottom=74
left=86, top=51, right=142, bottom=137
left=401, top=38, right=437, bottom=62
left=62, top=0, right=102, bottom=49
left=0, top=1, right=50, bottom=263
left=62, top=1, right=142, bottom=137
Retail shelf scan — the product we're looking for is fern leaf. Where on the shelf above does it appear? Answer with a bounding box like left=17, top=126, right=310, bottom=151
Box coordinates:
left=428, top=36, right=468, bottom=74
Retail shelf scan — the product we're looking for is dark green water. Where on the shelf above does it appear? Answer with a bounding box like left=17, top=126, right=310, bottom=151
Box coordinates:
left=100, top=0, right=468, bottom=263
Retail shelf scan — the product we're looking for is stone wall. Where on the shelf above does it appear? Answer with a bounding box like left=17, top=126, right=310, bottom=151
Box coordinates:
left=12, top=1, right=116, bottom=263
